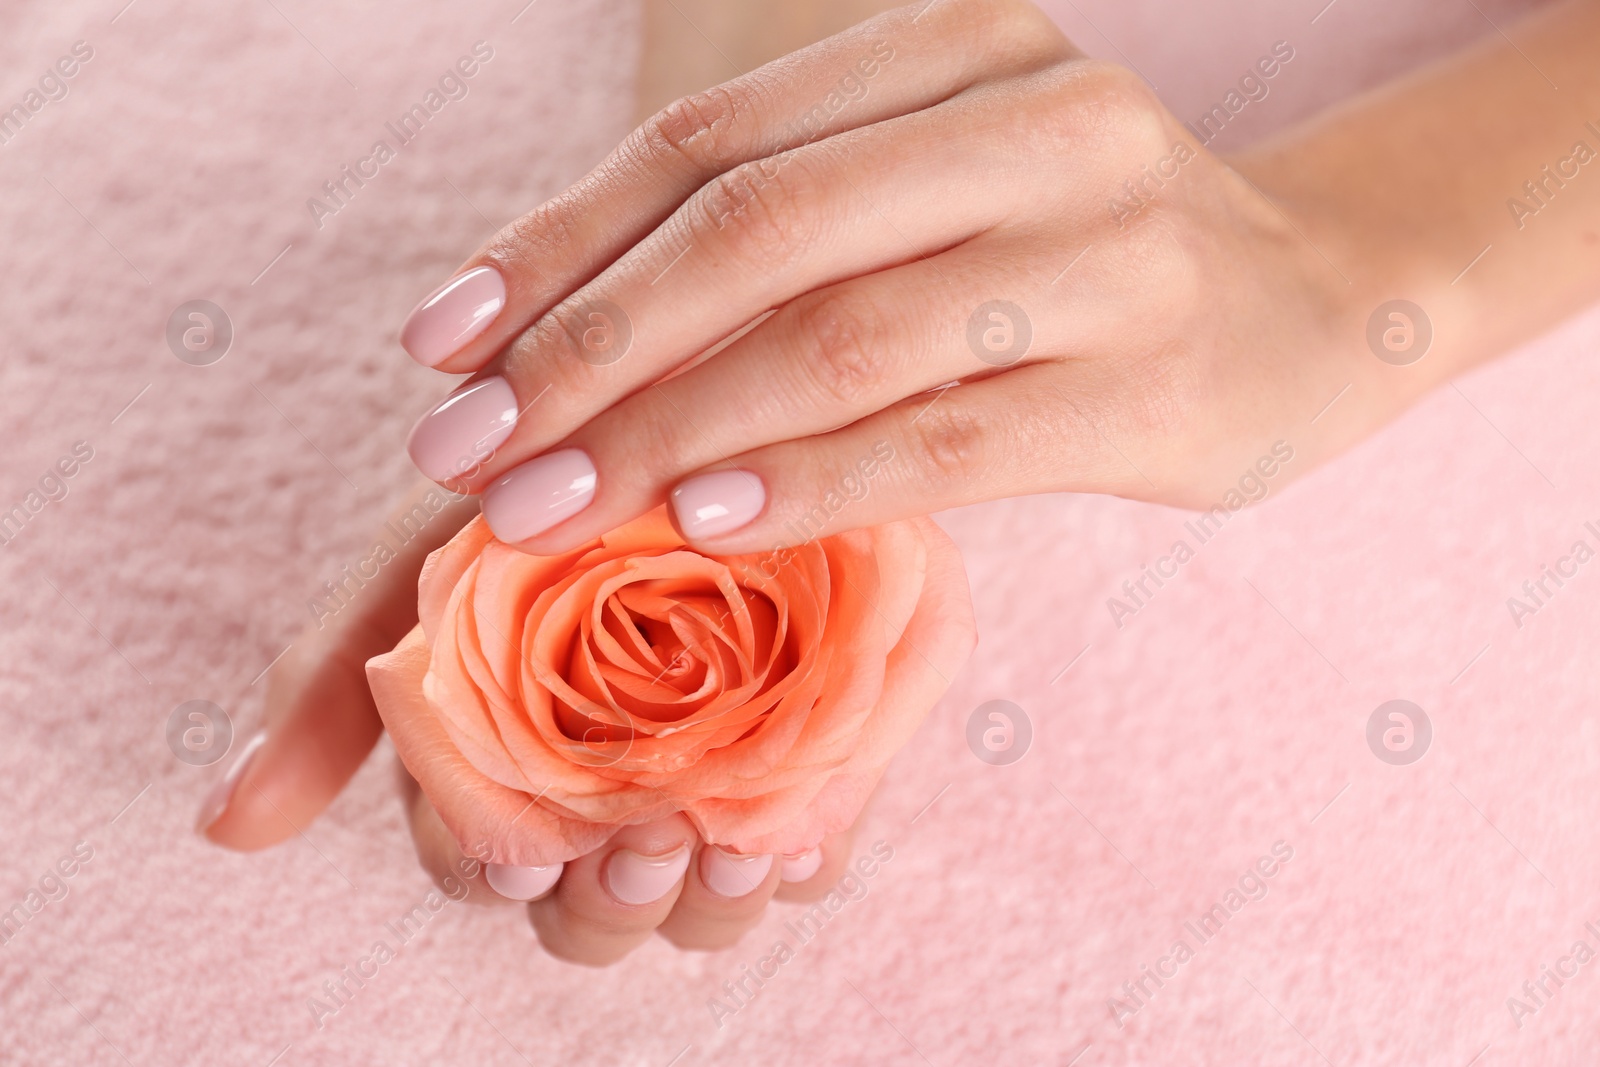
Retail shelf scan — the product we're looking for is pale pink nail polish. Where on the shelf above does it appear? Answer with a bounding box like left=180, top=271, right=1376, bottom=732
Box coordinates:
left=702, top=848, right=774, bottom=899
left=485, top=862, right=564, bottom=901
left=780, top=848, right=823, bottom=884
left=481, top=449, right=597, bottom=542
left=604, top=845, right=691, bottom=906
left=406, top=377, right=519, bottom=484
left=670, top=470, right=766, bottom=539
left=400, top=266, right=506, bottom=368
left=195, top=731, right=267, bottom=833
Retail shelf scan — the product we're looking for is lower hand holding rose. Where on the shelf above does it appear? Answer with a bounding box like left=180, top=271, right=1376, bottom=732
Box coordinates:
left=366, top=505, right=974, bottom=869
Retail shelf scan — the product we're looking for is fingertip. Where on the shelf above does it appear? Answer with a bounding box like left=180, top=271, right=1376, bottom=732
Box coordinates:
left=195, top=732, right=298, bottom=852
left=526, top=815, right=699, bottom=964
left=602, top=843, right=693, bottom=907
left=773, top=829, right=856, bottom=902
left=779, top=847, right=823, bottom=884
left=400, top=265, right=507, bottom=370
left=669, top=469, right=767, bottom=543
left=700, top=848, right=776, bottom=900
left=485, top=862, right=565, bottom=902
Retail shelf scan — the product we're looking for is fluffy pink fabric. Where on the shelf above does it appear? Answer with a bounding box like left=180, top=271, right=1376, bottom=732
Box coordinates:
left=2, top=0, right=1584, bottom=1064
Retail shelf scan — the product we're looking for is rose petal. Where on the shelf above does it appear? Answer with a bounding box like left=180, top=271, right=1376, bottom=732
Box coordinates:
left=379, top=506, right=976, bottom=864
left=368, top=627, right=614, bottom=865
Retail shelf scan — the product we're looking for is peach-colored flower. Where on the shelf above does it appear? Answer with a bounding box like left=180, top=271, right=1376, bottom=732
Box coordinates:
left=367, top=507, right=974, bottom=865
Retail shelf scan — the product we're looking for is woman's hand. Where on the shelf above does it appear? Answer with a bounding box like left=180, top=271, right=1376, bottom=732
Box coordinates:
left=402, top=0, right=1600, bottom=553
left=204, top=0, right=1600, bottom=964
left=197, top=482, right=859, bottom=966
left=400, top=764, right=861, bottom=966
left=397, top=0, right=1379, bottom=557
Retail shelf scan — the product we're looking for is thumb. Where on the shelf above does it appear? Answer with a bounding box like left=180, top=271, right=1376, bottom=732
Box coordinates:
left=198, top=483, right=478, bottom=851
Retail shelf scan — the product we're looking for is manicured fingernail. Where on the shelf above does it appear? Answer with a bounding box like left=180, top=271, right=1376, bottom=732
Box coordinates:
left=195, top=731, right=267, bottom=834
left=485, top=862, right=564, bottom=901
left=401, top=265, right=506, bottom=368
left=702, top=848, right=774, bottom=899
left=780, top=848, right=823, bottom=883
left=604, top=844, right=691, bottom=906
left=481, top=449, right=597, bottom=542
left=406, top=377, right=519, bottom=483
left=670, top=470, right=765, bottom=539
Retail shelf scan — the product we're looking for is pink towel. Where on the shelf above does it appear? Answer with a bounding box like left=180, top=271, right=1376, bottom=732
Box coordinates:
left=2, top=0, right=1588, bottom=1063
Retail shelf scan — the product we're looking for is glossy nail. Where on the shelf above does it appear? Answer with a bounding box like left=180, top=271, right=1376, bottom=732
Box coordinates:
left=481, top=449, right=597, bottom=542
left=604, top=844, right=691, bottom=906
left=400, top=265, right=506, bottom=368
left=485, top=862, right=564, bottom=901
left=195, top=731, right=267, bottom=834
left=670, top=470, right=765, bottom=539
left=702, top=848, right=774, bottom=899
left=406, top=377, right=519, bottom=484
left=780, top=847, right=823, bottom=884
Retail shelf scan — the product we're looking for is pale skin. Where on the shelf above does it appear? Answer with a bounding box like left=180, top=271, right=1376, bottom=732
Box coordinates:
left=202, top=0, right=1600, bottom=965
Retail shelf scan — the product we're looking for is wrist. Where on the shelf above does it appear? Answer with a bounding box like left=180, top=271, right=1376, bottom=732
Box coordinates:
left=1224, top=139, right=1489, bottom=435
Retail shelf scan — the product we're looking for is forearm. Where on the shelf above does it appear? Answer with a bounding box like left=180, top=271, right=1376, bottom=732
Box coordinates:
left=1236, top=0, right=1600, bottom=398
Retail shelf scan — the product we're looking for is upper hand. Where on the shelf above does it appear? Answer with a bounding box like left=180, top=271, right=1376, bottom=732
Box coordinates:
left=399, top=0, right=1367, bottom=557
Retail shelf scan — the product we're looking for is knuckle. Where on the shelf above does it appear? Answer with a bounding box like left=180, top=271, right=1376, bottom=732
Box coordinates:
left=944, top=0, right=1068, bottom=59
left=992, top=0, right=1075, bottom=55
left=793, top=292, right=891, bottom=403
left=907, top=407, right=989, bottom=487
left=494, top=335, right=598, bottom=445
left=638, top=82, right=759, bottom=175
left=622, top=402, right=697, bottom=486
left=1072, top=59, right=1162, bottom=117
left=1118, top=213, right=1202, bottom=302
left=891, top=0, right=1077, bottom=79
left=485, top=197, right=581, bottom=280
left=698, top=157, right=820, bottom=268
left=548, top=298, right=606, bottom=362
left=1033, top=59, right=1171, bottom=159
left=503, top=304, right=589, bottom=392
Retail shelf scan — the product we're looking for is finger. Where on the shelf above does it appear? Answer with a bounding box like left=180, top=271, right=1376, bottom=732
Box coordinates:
left=406, top=69, right=1069, bottom=497
left=656, top=846, right=782, bottom=951
left=666, top=361, right=1132, bottom=553
left=396, top=0, right=1069, bottom=373
left=528, top=814, right=699, bottom=966
left=198, top=483, right=478, bottom=851
left=475, top=242, right=1052, bottom=551
left=773, top=824, right=859, bottom=902
left=400, top=765, right=562, bottom=905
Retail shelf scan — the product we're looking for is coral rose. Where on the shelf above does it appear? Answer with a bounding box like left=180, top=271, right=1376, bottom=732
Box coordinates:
left=366, top=506, right=974, bottom=865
